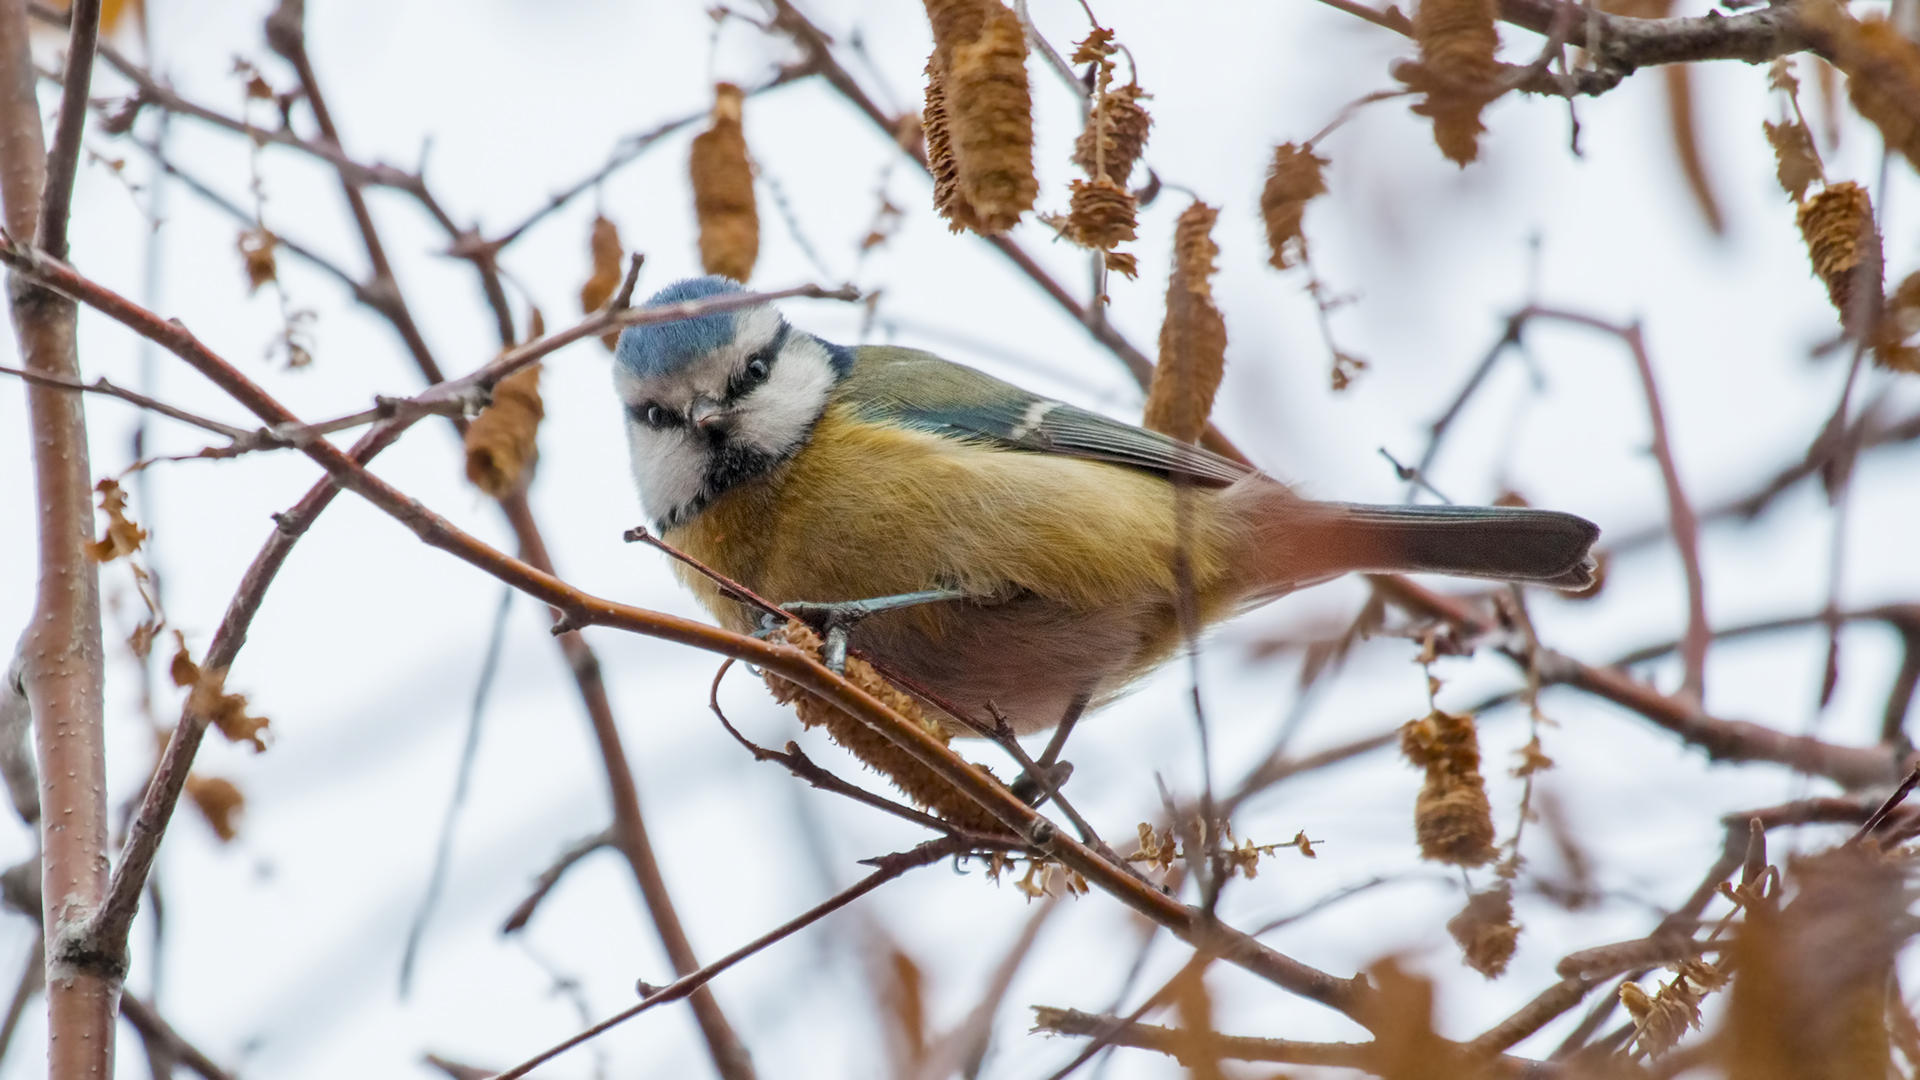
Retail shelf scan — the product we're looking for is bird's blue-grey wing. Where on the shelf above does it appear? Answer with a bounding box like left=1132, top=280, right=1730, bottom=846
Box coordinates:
left=835, top=346, right=1250, bottom=487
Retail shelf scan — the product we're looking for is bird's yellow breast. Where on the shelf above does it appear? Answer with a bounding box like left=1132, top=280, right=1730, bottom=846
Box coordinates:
left=663, top=404, right=1246, bottom=657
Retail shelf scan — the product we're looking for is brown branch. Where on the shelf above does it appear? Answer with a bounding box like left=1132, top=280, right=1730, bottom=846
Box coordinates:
left=1033, top=1007, right=1377, bottom=1068
left=1499, top=0, right=1827, bottom=70
left=0, top=362, right=254, bottom=440
left=492, top=837, right=968, bottom=1080
left=0, top=0, right=116, bottom=1073
left=500, top=827, right=615, bottom=936
left=118, top=994, right=235, bottom=1080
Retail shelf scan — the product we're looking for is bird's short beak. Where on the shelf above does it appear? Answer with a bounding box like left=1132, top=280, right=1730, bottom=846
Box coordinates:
left=689, top=398, right=730, bottom=431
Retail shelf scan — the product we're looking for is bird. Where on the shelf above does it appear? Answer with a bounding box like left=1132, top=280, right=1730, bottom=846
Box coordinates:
left=614, top=276, right=1599, bottom=739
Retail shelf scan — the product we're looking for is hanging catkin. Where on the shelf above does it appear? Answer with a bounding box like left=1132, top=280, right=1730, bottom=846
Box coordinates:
left=689, top=82, right=759, bottom=282
left=1260, top=143, right=1328, bottom=270
left=923, top=0, right=1036, bottom=233
left=1143, top=202, right=1227, bottom=444
left=1402, top=0, right=1503, bottom=165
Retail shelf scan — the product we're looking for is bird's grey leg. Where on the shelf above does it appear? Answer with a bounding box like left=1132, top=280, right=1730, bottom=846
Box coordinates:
left=779, top=588, right=969, bottom=673
left=1011, top=691, right=1091, bottom=807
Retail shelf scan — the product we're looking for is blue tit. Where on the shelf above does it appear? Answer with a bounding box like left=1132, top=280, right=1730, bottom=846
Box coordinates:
left=614, top=276, right=1598, bottom=736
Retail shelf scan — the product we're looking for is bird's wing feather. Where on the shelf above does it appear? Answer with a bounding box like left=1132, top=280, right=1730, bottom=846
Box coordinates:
left=836, top=346, right=1251, bottom=487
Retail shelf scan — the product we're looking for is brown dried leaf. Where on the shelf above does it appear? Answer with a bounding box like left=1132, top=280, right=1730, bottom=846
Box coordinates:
left=1447, top=881, right=1519, bottom=977
left=170, top=633, right=271, bottom=752
left=185, top=773, right=243, bottom=842
left=464, top=363, right=544, bottom=499
left=925, top=0, right=1036, bottom=233
left=85, top=478, right=147, bottom=563
left=1797, top=181, right=1882, bottom=339
left=1143, top=201, right=1227, bottom=444
left=236, top=226, right=277, bottom=293
left=1402, top=0, right=1503, bottom=165
left=579, top=214, right=625, bottom=350
left=1764, top=120, right=1822, bottom=204
left=1260, top=143, right=1328, bottom=271
left=690, top=83, right=759, bottom=283
left=763, top=623, right=1005, bottom=834
left=1401, top=709, right=1498, bottom=867
left=1068, top=26, right=1115, bottom=66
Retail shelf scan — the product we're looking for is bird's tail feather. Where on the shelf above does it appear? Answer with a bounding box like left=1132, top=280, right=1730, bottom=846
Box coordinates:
left=1234, top=487, right=1600, bottom=594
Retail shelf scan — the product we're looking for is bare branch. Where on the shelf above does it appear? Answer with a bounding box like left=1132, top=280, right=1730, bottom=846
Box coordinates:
left=500, top=828, right=616, bottom=936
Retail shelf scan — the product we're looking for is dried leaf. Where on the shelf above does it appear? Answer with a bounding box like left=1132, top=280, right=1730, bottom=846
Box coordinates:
left=1769, top=57, right=1802, bottom=96
left=1261, top=143, right=1328, bottom=271
left=1511, top=735, right=1554, bottom=777
left=1401, top=709, right=1498, bottom=867
left=85, top=478, right=146, bottom=563
left=170, top=633, right=271, bottom=752
left=236, top=226, right=277, bottom=293
left=1143, top=201, right=1227, bottom=444
left=464, top=363, right=544, bottom=499
left=1103, top=251, right=1138, bottom=278
left=1763, top=120, right=1822, bottom=203
left=1401, top=0, right=1503, bottom=165
left=924, top=0, right=1036, bottom=234
left=579, top=215, right=625, bottom=350
left=185, top=773, right=243, bottom=842
left=1447, top=881, right=1519, bottom=977
left=763, top=623, right=1005, bottom=834
left=689, top=83, right=758, bottom=283
left=1797, top=181, right=1882, bottom=339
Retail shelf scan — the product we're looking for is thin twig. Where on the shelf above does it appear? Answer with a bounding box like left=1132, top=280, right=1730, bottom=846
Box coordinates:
left=118, top=995, right=235, bottom=1080
left=500, top=828, right=617, bottom=936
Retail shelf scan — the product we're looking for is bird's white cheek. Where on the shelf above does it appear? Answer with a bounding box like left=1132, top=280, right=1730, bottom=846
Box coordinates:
left=731, top=351, right=836, bottom=454
left=626, top=424, right=710, bottom=524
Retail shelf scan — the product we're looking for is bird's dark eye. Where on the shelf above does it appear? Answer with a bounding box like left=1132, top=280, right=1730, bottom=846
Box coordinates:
left=745, top=355, right=771, bottom=382
left=631, top=402, right=675, bottom=428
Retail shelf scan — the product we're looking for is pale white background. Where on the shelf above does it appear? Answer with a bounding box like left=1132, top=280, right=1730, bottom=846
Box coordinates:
left=2, top=0, right=1919, bottom=1076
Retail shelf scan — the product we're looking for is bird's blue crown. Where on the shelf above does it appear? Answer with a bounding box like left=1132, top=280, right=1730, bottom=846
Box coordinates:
left=614, top=276, right=752, bottom=379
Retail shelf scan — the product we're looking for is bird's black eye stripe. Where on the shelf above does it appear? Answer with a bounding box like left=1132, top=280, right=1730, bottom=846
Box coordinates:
left=727, top=325, right=789, bottom=400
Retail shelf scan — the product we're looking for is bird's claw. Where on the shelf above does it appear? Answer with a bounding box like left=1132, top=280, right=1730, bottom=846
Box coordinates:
left=1010, top=760, right=1075, bottom=807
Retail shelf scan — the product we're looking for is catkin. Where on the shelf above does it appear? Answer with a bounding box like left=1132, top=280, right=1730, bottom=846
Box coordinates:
left=579, top=214, right=625, bottom=350
left=1446, top=882, right=1518, bottom=978
left=1260, top=143, right=1329, bottom=270
left=1064, top=179, right=1137, bottom=251
left=923, top=55, right=980, bottom=233
left=1816, top=10, right=1920, bottom=167
left=1072, top=82, right=1151, bottom=185
left=1797, top=181, right=1881, bottom=338
left=1404, top=0, right=1503, bottom=165
left=763, top=623, right=1007, bottom=835
left=464, top=363, right=544, bottom=498
left=924, top=0, right=1036, bottom=233
left=1143, top=202, right=1227, bottom=445
left=1400, top=709, right=1498, bottom=867
left=689, top=82, right=759, bottom=282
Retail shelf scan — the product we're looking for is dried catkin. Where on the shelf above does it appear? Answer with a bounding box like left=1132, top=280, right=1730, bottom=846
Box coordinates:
left=689, top=82, right=759, bottom=282
left=1064, top=179, right=1137, bottom=251
left=1404, top=0, right=1503, bottom=165
left=924, top=0, right=1036, bottom=233
left=1797, top=181, right=1881, bottom=338
left=763, top=623, right=1007, bottom=835
left=579, top=214, right=625, bottom=350
left=1400, top=709, right=1498, bottom=867
left=464, top=363, right=544, bottom=498
left=1446, top=881, right=1519, bottom=978
left=1143, top=202, right=1227, bottom=444
left=1816, top=9, right=1920, bottom=167
left=1260, top=143, right=1329, bottom=270
left=922, top=56, right=980, bottom=233
left=1072, top=82, right=1151, bottom=185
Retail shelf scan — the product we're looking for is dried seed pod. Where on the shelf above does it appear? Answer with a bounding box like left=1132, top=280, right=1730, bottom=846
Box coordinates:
left=924, top=0, right=1036, bottom=233
left=763, top=623, right=1006, bottom=834
left=578, top=214, right=625, bottom=350
left=1797, top=181, right=1881, bottom=338
left=1144, top=201, right=1227, bottom=445
left=1072, top=82, right=1152, bottom=185
left=1260, top=143, right=1328, bottom=270
left=1447, top=881, right=1519, bottom=978
left=1063, top=178, right=1137, bottom=251
left=1763, top=119, right=1823, bottom=203
left=464, top=363, right=544, bottom=498
left=1402, top=0, right=1503, bottom=165
left=922, top=55, right=980, bottom=233
left=689, top=82, right=759, bottom=282
left=1400, top=709, right=1498, bottom=867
